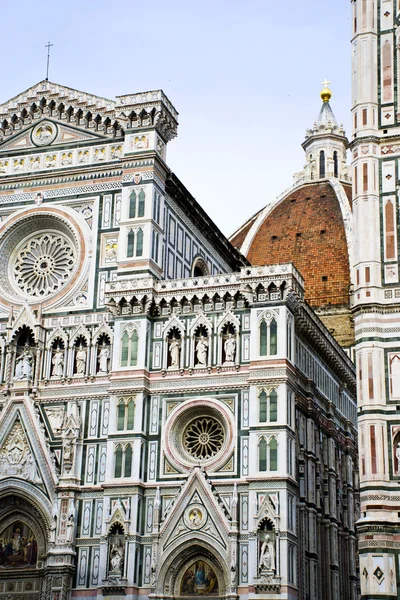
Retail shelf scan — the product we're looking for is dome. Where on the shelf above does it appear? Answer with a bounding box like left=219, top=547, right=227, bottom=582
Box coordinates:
left=231, top=179, right=354, bottom=346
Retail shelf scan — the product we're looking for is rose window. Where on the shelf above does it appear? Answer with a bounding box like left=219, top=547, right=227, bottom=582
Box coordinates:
left=14, top=232, right=76, bottom=297
left=183, top=417, right=224, bottom=460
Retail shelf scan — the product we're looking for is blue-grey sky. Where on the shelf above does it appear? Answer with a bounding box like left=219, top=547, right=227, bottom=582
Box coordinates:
left=1, top=0, right=351, bottom=237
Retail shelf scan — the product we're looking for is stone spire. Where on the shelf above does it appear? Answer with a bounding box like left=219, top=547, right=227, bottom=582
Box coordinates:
left=295, top=82, right=350, bottom=183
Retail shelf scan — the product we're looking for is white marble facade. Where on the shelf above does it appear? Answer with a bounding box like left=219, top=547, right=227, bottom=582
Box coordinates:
left=0, top=80, right=358, bottom=600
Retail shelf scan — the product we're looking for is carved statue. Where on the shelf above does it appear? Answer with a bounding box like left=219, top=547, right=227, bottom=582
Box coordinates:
left=49, top=515, right=57, bottom=544
left=110, top=543, right=124, bottom=574
left=63, top=438, right=74, bottom=463
left=98, top=344, right=110, bottom=374
left=169, top=336, right=181, bottom=368
left=259, top=534, right=275, bottom=572
left=195, top=335, right=209, bottom=366
left=75, top=345, right=87, bottom=375
left=52, top=348, right=64, bottom=378
left=66, top=514, right=75, bottom=543
left=14, top=345, right=34, bottom=380
left=396, top=442, right=400, bottom=474
left=224, top=333, right=236, bottom=363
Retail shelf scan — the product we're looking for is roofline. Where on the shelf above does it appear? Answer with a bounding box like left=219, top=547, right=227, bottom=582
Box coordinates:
left=0, top=80, right=114, bottom=108
left=165, top=172, right=249, bottom=271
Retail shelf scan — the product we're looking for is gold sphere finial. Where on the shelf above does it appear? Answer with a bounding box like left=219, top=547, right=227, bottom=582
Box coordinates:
left=320, top=79, right=332, bottom=102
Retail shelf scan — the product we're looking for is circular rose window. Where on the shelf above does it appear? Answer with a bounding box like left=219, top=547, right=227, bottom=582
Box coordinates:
left=164, top=398, right=235, bottom=473
left=14, top=232, right=76, bottom=297
left=183, top=417, right=224, bottom=460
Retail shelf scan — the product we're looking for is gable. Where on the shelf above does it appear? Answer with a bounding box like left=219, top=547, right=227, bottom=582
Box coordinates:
left=0, top=119, right=113, bottom=154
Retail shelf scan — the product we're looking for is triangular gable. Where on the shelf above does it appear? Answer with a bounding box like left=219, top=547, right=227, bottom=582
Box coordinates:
left=0, top=119, right=110, bottom=153
left=9, top=303, right=41, bottom=343
left=160, top=467, right=230, bottom=553
left=0, top=398, right=58, bottom=501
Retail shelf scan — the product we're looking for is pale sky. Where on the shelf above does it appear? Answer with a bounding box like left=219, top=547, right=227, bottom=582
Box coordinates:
left=0, top=0, right=351, bottom=238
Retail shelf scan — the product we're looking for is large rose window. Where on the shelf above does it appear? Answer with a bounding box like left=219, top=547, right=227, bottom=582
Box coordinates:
left=0, top=208, right=86, bottom=307
left=14, top=232, right=76, bottom=297
left=164, top=398, right=235, bottom=472
left=183, top=417, right=224, bottom=460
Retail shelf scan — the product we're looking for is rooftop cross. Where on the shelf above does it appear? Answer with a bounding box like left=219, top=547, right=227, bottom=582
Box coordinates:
left=45, top=41, right=53, bottom=81
left=321, top=79, right=331, bottom=88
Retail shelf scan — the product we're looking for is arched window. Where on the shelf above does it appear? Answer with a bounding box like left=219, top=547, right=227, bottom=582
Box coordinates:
left=131, top=330, right=138, bottom=365
left=124, top=445, right=132, bottom=477
left=259, top=391, right=267, bottom=422
left=333, top=151, right=338, bottom=178
left=114, top=445, right=123, bottom=478
left=270, top=390, right=278, bottom=422
left=120, top=328, right=139, bottom=367
left=270, top=319, right=277, bottom=355
left=270, top=437, right=278, bottom=471
left=129, top=190, right=137, bottom=218
left=114, top=444, right=133, bottom=478
left=319, top=151, right=325, bottom=178
left=259, top=317, right=278, bottom=357
left=127, top=231, right=135, bottom=257
left=138, top=190, right=145, bottom=217
left=136, top=229, right=143, bottom=256
left=259, top=389, right=278, bottom=422
left=259, top=438, right=267, bottom=472
left=121, top=331, right=129, bottom=367
left=260, top=321, right=268, bottom=356
left=117, top=397, right=135, bottom=431
left=127, top=398, right=135, bottom=429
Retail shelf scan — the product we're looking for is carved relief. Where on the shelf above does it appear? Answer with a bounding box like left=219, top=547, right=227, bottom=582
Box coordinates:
left=0, top=421, right=40, bottom=482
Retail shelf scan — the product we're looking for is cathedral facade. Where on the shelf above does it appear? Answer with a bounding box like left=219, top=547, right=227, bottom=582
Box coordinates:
left=0, top=80, right=358, bottom=600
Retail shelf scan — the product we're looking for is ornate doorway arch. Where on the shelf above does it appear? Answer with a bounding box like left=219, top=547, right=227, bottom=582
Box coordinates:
left=0, top=488, right=49, bottom=598
left=157, top=541, right=230, bottom=600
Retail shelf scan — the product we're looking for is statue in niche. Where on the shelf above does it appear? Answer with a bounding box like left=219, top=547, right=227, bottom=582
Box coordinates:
left=259, top=533, right=276, bottom=572
left=75, top=345, right=87, bottom=375
left=14, top=345, right=34, bottom=380
left=396, top=442, right=400, bottom=474
left=195, top=334, right=209, bottom=366
left=49, top=515, right=57, bottom=544
left=98, top=343, right=110, bottom=374
left=66, top=513, right=75, bottom=543
left=224, top=333, right=236, bottom=363
left=169, top=336, right=181, bottom=368
left=51, top=347, right=64, bottom=378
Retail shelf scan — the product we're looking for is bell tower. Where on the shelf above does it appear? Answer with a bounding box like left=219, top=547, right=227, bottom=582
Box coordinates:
left=352, top=0, right=400, bottom=596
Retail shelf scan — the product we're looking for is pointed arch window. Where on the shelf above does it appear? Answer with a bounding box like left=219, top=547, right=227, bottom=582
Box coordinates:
left=259, top=438, right=267, bottom=472
left=129, top=188, right=146, bottom=219
left=114, top=443, right=133, bottom=478
left=259, top=389, right=278, bottom=422
left=114, top=445, right=123, bottom=478
left=136, top=229, right=143, bottom=256
left=138, top=190, right=145, bottom=217
left=259, top=317, right=278, bottom=357
left=120, top=328, right=139, bottom=367
left=319, top=151, right=326, bottom=178
left=127, top=231, right=135, bottom=257
left=117, top=397, right=136, bottom=431
left=270, top=437, right=278, bottom=471
left=129, top=190, right=137, bottom=218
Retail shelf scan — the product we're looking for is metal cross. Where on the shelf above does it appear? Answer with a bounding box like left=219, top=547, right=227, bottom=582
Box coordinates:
left=45, top=41, right=53, bottom=81
left=321, top=78, right=331, bottom=88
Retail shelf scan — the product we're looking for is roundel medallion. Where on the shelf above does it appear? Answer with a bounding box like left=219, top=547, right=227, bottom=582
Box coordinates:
left=32, top=121, right=58, bottom=146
